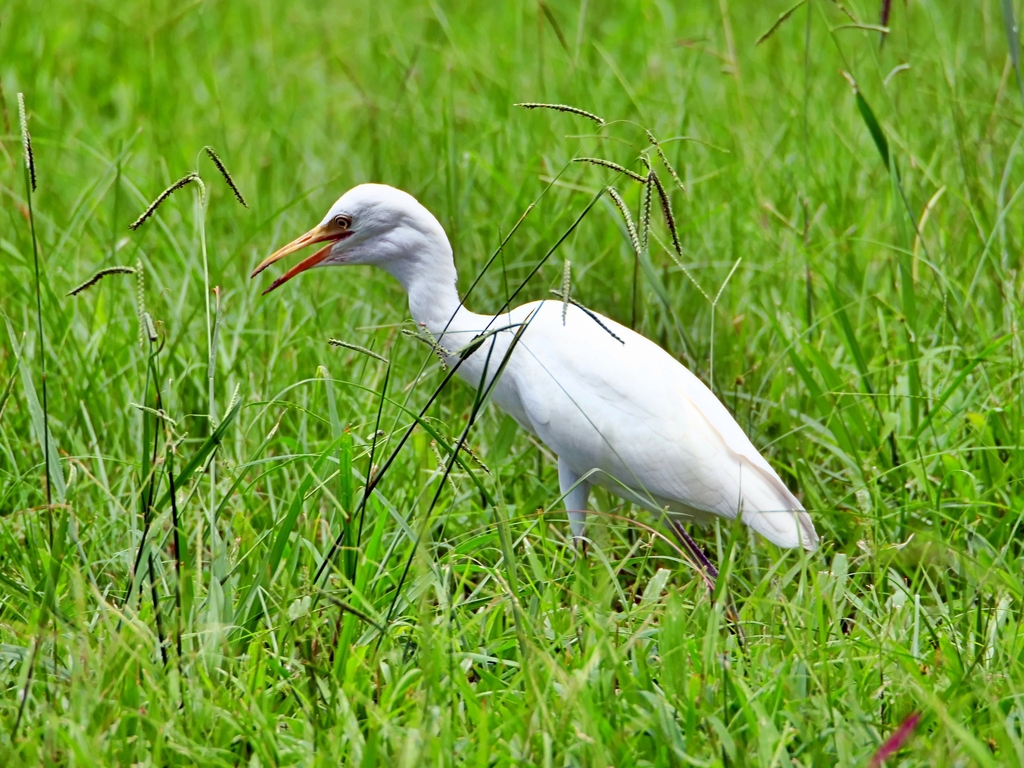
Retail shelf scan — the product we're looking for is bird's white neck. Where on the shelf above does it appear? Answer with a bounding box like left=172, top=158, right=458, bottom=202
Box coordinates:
left=376, top=226, right=485, bottom=341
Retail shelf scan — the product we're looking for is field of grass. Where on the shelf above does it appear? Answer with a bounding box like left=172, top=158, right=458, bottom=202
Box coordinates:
left=2, top=0, right=1023, bottom=764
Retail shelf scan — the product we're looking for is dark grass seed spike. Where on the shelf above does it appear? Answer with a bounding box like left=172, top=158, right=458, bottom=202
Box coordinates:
left=327, top=338, right=389, bottom=364
left=203, top=147, right=248, bottom=208
left=129, top=173, right=199, bottom=231
left=572, top=157, right=647, bottom=183
left=17, top=93, right=36, bottom=192
left=648, top=171, right=683, bottom=257
left=514, top=102, right=605, bottom=126
left=67, top=266, right=136, bottom=297
left=646, top=170, right=710, bottom=301
left=646, top=130, right=686, bottom=193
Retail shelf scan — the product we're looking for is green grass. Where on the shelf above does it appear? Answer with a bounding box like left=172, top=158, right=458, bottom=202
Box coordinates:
left=2, top=0, right=1023, bottom=764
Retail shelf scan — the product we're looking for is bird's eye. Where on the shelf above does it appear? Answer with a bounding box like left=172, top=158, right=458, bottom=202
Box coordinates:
left=334, top=215, right=351, bottom=230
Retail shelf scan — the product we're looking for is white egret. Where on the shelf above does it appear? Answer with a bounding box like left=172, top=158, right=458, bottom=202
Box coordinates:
left=252, top=184, right=818, bottom=560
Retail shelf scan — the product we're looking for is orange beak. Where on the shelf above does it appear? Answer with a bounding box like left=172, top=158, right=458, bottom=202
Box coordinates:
left=251, top=222, right=350, bottom=294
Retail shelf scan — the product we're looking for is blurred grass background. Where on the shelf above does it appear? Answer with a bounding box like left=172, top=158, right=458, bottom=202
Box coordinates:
left=1, top=0, right=1023, bottom=764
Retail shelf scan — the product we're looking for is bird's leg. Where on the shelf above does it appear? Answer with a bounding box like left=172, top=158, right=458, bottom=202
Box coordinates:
left=666, top=519, right=744, bottom=643
left=558, top=457, right=591, bottom=549
left=669, top=520, right=719, bottom=581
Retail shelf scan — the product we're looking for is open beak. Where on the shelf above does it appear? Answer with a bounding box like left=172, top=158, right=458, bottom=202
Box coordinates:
left=251, top=223, right=349, bottom=295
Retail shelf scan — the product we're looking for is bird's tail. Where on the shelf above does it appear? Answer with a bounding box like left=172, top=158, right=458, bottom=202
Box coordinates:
left=739, top=463, right=820, bottom=550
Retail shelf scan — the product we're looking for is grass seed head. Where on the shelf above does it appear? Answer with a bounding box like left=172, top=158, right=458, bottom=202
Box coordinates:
left=129, top=173, right=199, bottom=231
left=17, top=93, right=36, bottom=192
left=327, top=338, right=390, bottom=364
left=403, top=328, right=451, bottom=368
left=640, top=159, right=653, bottom=252
left=67, top=266, right=136, bottom=297
left=646, top=130, right=686, bottom=193
left=607, top=186, right=643, bottom=260
left=204, top=146, right=248, bottom=208
left=142, top=311, right=158, bottom=343
left=572, top=157, right=647, bottom=183
left=649, top=170, right=682, bottom=257
left=136, top=259, right=146, bottom=347
left=460, top=442, right=491, bottom=474
left=514, top=102, right=605, bottom=125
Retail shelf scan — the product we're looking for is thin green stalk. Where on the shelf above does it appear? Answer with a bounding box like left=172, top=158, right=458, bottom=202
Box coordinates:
left=13, top=92, right=53, bottom=742
left=194, top=177, right=223, bottom=605
left=20, top=102, right=52, bottom=541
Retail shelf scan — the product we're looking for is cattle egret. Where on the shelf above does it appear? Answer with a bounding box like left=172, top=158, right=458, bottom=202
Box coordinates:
left=252, top=184, right=819, bottom=557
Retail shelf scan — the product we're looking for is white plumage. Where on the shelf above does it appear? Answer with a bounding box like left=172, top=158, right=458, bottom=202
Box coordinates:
left=253, top=183, right=818, bottom=551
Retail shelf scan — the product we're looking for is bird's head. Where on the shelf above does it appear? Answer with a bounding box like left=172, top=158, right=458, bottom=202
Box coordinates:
left=251, top=183, right=451, bottom=294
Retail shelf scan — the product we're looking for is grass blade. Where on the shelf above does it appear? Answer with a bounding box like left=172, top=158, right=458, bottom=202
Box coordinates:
left=843, top=72, right=890, bottom=168
left=1002, top=0, right=1024, bottom=106
left=151, top=393, right=242, bottom=512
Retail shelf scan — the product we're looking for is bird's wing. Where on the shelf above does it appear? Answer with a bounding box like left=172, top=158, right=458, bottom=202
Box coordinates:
left=505, top=301, right=817, bottom=549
